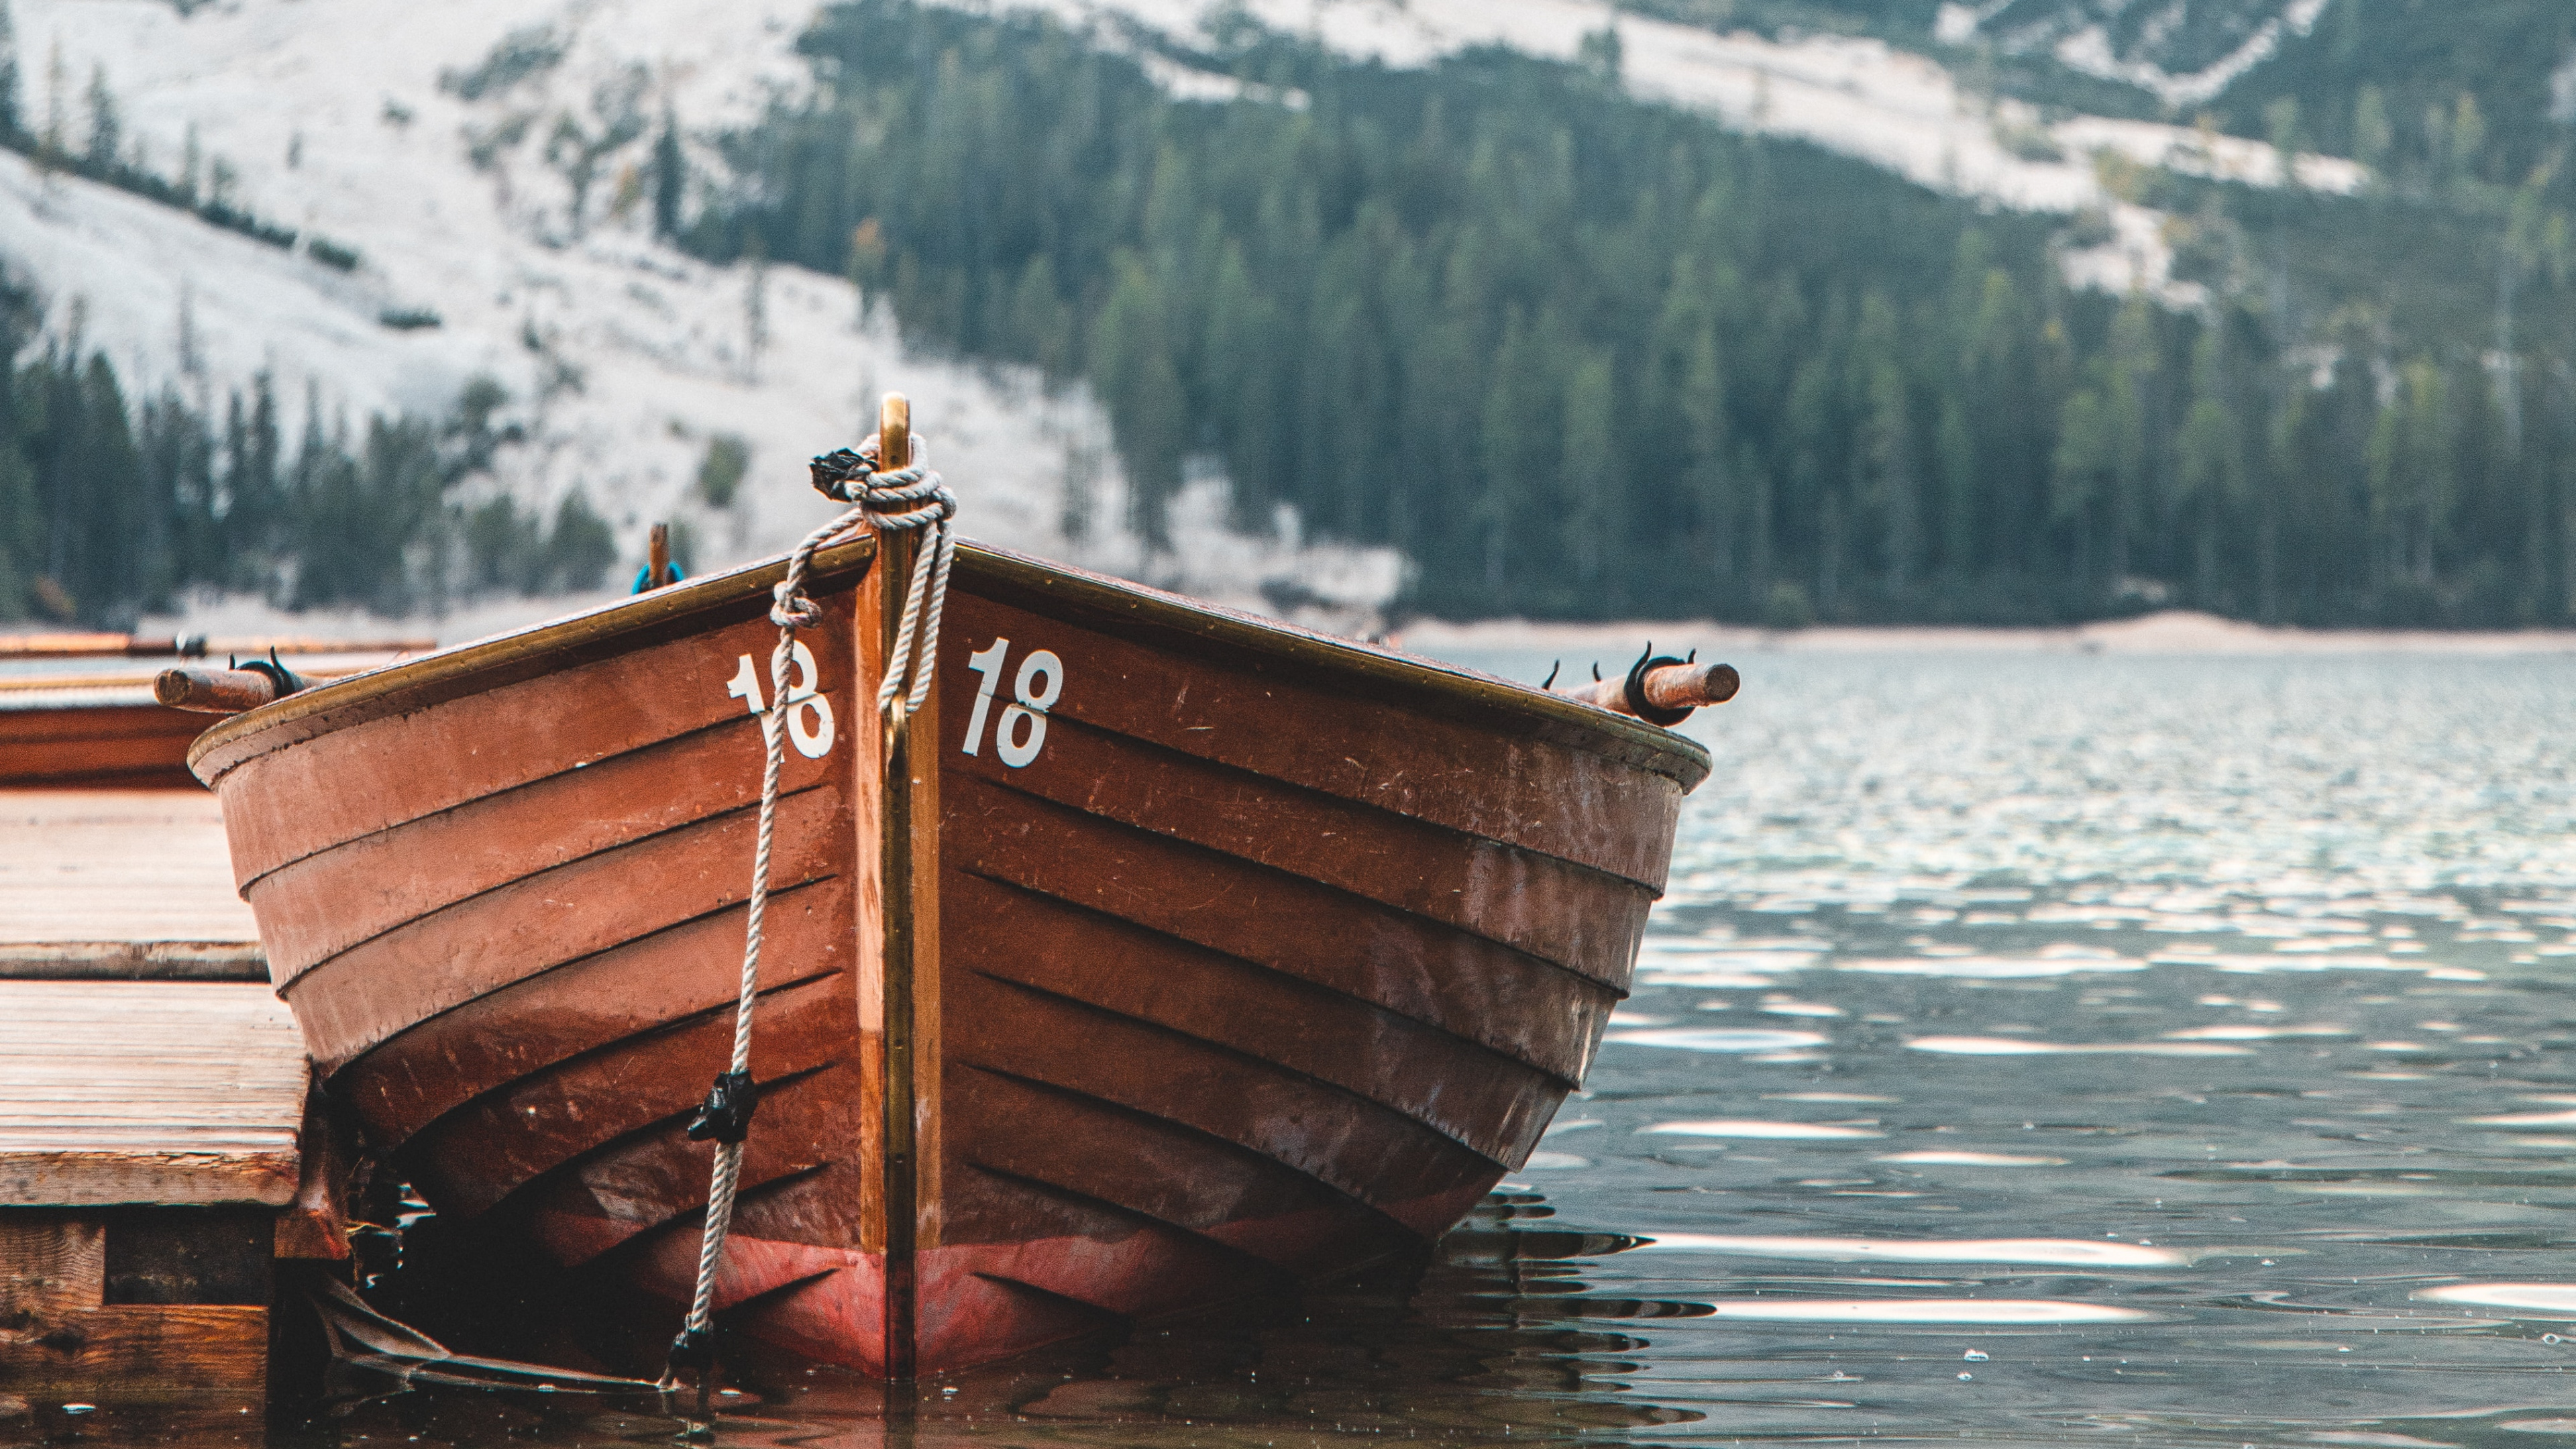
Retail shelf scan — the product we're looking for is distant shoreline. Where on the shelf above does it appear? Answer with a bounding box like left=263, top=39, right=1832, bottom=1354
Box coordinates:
left=30, top=605, right=2572, bottom=664
left=1394, top=610, right=2576, bottom=657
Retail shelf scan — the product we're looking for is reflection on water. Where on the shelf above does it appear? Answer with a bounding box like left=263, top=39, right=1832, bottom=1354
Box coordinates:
left=32, top=651, right=2576, bottom=1447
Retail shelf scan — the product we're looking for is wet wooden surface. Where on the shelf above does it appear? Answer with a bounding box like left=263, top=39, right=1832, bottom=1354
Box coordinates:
left=0, top=983, right=311, bottom=1405
left=0, top=981, right=305, bottom=1207
left=0, top=790, right=264, bottom=979
left=1, top=1208, right=276, bottom=1403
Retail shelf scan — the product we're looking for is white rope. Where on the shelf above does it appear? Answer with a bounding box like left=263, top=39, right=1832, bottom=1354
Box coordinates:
left=663, top=435, right=955, bottom=1402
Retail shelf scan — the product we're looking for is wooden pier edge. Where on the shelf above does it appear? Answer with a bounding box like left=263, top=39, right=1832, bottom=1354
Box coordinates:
left=1, top=982, right=355, bottom=1409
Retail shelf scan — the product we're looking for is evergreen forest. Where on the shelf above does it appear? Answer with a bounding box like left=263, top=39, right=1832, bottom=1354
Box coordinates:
left=696, top=0, right=2576, bottom=627
left=7, top=0, right=2576, bottom=628
left=0, top=5, right=616, bottom=628
left=0, top=287, right=617, bottom=625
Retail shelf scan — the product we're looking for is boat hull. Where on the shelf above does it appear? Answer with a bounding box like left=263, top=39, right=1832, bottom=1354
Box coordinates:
left=1, top=690, right=205, bottom=788
left=191, top=537, right=1707, bottom=1376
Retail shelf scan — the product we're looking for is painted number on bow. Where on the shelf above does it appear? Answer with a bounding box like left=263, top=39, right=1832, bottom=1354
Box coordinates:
left=725, top=642, right=837, bottom=759
left=963, top=637, right=1064, bottom=768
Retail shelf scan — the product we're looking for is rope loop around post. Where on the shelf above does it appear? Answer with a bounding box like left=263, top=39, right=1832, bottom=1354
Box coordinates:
left=802, top=435, right=957, bottom=721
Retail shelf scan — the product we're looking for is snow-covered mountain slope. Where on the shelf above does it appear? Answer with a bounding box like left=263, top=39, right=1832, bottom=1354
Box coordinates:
left=6, top=0, right=2347, bottom=629
left=8, top=0, right=1401, bottom=624
left=1939, top=0, right=2330, bottom=109
left=1021, top=0, right=2355, bottom=304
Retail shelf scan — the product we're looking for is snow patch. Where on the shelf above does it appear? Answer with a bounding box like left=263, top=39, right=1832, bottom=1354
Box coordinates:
left=2061, top=114, right=2365, bottom=194
left=2049, top=0, right=2329, bottom=111
left=2552, top=47, right=2576, bottom=127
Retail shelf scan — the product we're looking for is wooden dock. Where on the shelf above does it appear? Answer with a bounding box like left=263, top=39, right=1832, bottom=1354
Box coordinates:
left=0, top=792, right=264, bottom=980
left=1, top=789, right=340, bottom=1408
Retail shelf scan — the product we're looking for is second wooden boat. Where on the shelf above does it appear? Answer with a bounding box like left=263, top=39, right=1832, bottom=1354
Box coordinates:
left=2, top=644, right=425, bottom=788
left=0, top=674, right=207, bottom=788
left=186, top=400, right=1714, bottom=1378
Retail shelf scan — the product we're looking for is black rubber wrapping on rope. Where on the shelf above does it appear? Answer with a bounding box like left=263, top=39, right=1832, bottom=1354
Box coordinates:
left=1623, top=648, right=1696, bottom=728
left=808, top=447, right=873, bottom=502
left=685, top=1070, right=759, bottom=1145
left=667, top=1324, right=717, bottom=1373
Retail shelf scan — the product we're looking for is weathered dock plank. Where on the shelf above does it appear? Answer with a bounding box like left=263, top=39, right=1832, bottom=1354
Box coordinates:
left=0, top=791, right=263, bottom=980
left=0, top=983, right=304, bottom=1205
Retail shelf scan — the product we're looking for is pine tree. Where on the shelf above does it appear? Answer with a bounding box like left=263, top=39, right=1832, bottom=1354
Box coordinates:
left=2176, top=327, right=2243, bottom=607
left=82, top=63, right=115, bottom=172
left=1560, top=348, right=1619, bottom=606
left=0, top=1, right=21, bottom=141
left=651, top=109, right=684, bottom=239
left=1089, top=254, right=1185, bottom=551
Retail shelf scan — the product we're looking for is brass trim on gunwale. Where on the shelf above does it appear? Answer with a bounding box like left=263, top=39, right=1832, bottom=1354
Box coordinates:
left=188, top=535, right=1714, bottom=789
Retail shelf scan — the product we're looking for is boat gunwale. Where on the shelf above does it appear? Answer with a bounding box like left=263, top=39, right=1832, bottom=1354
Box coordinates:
left=188, top=534, right=1712, bottom=790
left=186, top=535, right=880, bottom=781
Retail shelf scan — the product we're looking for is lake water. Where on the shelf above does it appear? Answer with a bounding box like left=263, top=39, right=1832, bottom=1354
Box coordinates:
left=39, top=650, right=2576, bottom=1447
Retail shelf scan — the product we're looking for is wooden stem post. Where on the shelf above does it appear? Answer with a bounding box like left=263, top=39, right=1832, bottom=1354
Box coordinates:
left=871, top=392, right=932, bottom=1380
left=647, top=523, right=673, bottom=590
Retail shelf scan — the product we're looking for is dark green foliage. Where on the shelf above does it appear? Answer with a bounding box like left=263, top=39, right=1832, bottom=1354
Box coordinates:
left=288, top=413, right=442, bottom=611
left=21, top=349, right=150, bottom=625
left=1763, top=580, right=1816, bottom=629
left=309, top=237, right=362, bottom=272
left=378, top=307, right=441, bottom=330
left=460, top=490, right=618, bottom=596
left=652, top=111, right=686, bottom=239
left=695, top=433, right=749, bottom=508
left=462, top=494, right=533, bottom=595
left=0, top=3, right=19, bottom=139
left=687, top=0, right=2576, bottom=627
left=439, top=25, right=568, bottom=103
left=0, top=278, right=616, bottom=623
left=542, top=491, right=616, bottom=591
left=2214, top=1, right=2576, bottom=188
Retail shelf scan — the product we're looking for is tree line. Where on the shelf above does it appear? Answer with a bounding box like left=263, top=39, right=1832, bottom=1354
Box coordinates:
left=692, top=0, right=2576, bottom=627
left=0, top=290, right=618, bottom=625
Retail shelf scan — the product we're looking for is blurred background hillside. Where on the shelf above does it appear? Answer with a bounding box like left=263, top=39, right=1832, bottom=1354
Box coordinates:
left=0, top=0, right=2571, bottom=631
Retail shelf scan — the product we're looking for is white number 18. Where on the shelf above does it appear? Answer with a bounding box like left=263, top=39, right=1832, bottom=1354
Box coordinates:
left=963, top=637, right=1063, bottom=768
left=725, top=641, right=836, bottom=759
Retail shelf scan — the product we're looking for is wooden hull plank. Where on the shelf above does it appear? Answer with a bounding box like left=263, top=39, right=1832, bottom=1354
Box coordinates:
left=950, top=786, right=1620, bottom=1079
left=213, top=585, right=854, bottom=890
left=247, top=713, right=835, bottom=977
left=336, top=876, right=854, bottom=1143
left=948, top=873, right=1566, bottom=1165
left=944, top=574, right=1689, bottom=881
left=282, top=782, right=849, bottom=1070
left=405, top=974, right=857, bottom=1218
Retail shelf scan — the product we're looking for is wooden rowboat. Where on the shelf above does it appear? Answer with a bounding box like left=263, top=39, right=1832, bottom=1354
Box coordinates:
left=185, top=407, right=1713, bottom=1379
left=1, top=673, right=209, bottom=788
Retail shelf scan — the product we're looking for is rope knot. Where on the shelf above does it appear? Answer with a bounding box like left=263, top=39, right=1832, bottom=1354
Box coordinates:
left=769, top=580, right=824, bottom=630
left=774, top=439, right=956, bottom=688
